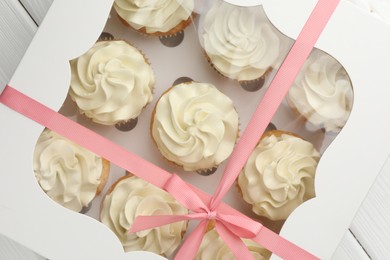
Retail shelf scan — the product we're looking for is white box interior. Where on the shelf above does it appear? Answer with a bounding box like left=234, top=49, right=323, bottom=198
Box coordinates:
left=1, top=0, right=390, bottom=259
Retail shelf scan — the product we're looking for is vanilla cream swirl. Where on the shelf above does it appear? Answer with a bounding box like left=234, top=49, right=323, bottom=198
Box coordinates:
left=203, top=1, right=281, bottom=81
left=70, top=40, right=154, bottom=125
left=100, top=176, right=188, bottom=256
left=114, top=0, right=194, bottom=34
left=238, top=132, right=320, bottom=221
left=152, top=82, right=239, bottom=171
left=288, top=52, right=353, bottom=132
left=33, top=129, right=103, bottom=212
left=196, top=229, right=270, bottom=260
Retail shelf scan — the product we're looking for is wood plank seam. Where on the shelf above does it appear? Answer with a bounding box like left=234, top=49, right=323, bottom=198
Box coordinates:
left=349, top=229, right=372, bottom=259
left=17, top=0, right=38, bottom=26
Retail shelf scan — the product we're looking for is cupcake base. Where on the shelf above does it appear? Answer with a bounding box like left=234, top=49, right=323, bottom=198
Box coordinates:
left=117, top=13, right=196, bottom=37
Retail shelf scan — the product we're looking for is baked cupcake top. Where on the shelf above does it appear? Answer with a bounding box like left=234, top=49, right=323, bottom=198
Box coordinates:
left=33, top=129, right=105, bottom=212
left=196, top=229, right=270, bottom=260
left=288, top=52, right=353, bottom=132
left=100, top=175, right=188, bottom=256
left=114, top=0, right=194, bottom=34
left=70, top=40, right=154, bottom=125
left=238, top=131, right=320, bottom=221
left=151, top=82, right=239, bottom=171
left=203, top=1, right=281, bottom=81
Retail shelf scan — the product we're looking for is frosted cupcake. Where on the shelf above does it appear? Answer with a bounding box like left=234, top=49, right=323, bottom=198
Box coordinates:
left=202, top=1, right=281, bottom=83
left=100, top=175, right=188, bottom=257
left=196, top=229, right=271, bottom=260
left=287, top=51, right=353, bottom=133
left=238, top=130, right=320, bottom=221
left=114, top=0, right=195, bottom=36
left=151, top=81, right=239, bottom=171
left=69, top=40, right=154, bottom=126
left=33, top=129, right=110, bottom=212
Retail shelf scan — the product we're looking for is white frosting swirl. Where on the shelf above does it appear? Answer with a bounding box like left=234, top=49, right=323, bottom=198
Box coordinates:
left=196, top=229, right=270, bottom=260
left=288, top=52, right=353, bottom=133
left=152, top=82, right=239, bottom=171
left=238, top=132, right=320, bottom=221
left=100, top=176, right=188, bottom=256
left=33, top=129, right=104, bottom=212
left=114, top=0, right=194, bottom=34
left=70, top=40, right=154, bottom=125
left=202, top=1, right=281, bottom=81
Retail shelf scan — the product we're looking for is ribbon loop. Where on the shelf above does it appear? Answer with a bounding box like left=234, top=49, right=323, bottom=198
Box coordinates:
left=164, top=174, right=210, bottom=213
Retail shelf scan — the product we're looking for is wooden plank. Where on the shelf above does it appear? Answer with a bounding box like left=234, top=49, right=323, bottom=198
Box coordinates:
left=19, top=0, right=53, bottom=25
left=0, top=1, right=42, bottom=258
left=0, top=234, right=44, bottom=260
left=332, top=230, right=371, bottom=259
left=0, top=0, right=36, bottom=88
left=350, top=157, right=390, bottom=259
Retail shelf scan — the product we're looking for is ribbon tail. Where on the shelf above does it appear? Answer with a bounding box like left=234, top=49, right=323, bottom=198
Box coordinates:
left=252, top=226, right=319, bottom=260
left=174, top=220, right=209, bottom=260
left=130, top=215, right=192, bottom=233
left=217, top=213, right=263, bottom=239
left=216, top=222, right=254, bottom=260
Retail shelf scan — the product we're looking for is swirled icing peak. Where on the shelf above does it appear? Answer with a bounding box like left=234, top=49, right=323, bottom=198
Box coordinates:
left=114, top=0, right=194, bottom=34
left=238, top=131, right=320, bottom=221
left=33, top=129, right=105, bottom=212
left=152, top=82, right=239, bottom=171
left=70, top=40, right=154, bottom=125
left=196, top=229, right=271, bottom=260
left=100, top=175, right=188, bottom=256
left=203, top=1, right=281, bottom=81
left=288, top=52, right=353, bottom=132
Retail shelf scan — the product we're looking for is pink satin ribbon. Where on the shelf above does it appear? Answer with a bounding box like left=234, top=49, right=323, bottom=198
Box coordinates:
left=0, top=0, right=340, bottom=259
left=0, top=85, right=318, bottom=259
left=134, top=0, right=341, bottom=258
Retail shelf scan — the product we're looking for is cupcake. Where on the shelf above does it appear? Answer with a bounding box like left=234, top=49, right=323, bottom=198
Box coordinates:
left=69, top=40, right=154, bottom=126
left=287, top=51, right=354, bottom=133
left=100, top=175, right=188, bottom=257
left=33, top=129, right=110, bottom=212
left=114, top=0, right=195, bottom=36
left=202, top=0, right=282, bottom=83
left=237, top=130, right=320, bottom=221
left=196, top=229, right=271, bottom=260
left=151, top=81, right=239, bottom=172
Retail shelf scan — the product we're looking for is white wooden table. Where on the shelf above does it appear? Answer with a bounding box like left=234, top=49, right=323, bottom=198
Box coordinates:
left=0, top=0, right=388, bottom=259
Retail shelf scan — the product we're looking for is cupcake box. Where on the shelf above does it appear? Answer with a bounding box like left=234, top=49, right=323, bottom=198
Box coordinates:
left=1, top=0, right=390, bottom=259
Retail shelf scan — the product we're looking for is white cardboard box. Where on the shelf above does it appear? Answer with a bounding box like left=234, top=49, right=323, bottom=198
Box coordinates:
left=1, top=0, right=390, bottom=259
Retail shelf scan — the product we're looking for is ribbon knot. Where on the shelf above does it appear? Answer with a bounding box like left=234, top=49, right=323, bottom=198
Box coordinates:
left=131, top=174, right=262, bottom=260
left=206, top=210, right=217, bottom=220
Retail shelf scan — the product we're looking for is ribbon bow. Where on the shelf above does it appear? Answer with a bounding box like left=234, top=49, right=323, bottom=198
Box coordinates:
left=131, top=174, right=263, bottom=260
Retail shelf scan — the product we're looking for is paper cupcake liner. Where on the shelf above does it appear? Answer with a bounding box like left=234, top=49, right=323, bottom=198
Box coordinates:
left=204, top=52, right=273, bottom=91
left=116, top=13, right=196, bottom=37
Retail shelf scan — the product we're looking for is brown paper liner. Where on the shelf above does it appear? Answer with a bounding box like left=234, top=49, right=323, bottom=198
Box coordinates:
left=204, top=52, right=273, bottom=86
left=117, top=13, right=196, bottom=37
